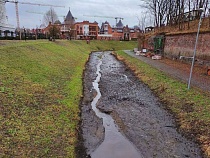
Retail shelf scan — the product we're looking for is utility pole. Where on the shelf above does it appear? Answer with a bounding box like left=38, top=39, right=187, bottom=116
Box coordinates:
left=188, top=8, right=204, bottom=89
left=23, top=26, right=26, bottom=41
left=13, top=1, right=21, bottom=39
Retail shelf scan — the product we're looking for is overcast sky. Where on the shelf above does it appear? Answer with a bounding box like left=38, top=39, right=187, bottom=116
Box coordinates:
left=5, top=0, right=147, bottom=29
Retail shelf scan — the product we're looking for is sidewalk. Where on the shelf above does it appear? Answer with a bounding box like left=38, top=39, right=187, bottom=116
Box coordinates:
left=124, top=50, right=210, bottom=93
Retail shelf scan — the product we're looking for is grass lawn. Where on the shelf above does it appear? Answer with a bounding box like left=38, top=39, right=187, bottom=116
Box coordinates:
left=0, top=40, right=137, bottom=157
left=115, top=50, right=210, bottom=157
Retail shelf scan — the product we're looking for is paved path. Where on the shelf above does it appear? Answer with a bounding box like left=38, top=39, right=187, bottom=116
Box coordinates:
left=124, top=50, right=210, bottom=93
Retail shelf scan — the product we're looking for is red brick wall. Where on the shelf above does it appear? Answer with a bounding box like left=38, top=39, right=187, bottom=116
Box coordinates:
left=164, top=32, right=210, bottom=61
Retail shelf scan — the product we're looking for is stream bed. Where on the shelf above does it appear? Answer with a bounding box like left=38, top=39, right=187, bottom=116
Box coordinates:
left=78, top=51, right=202, bottom=158
left=90, top=56, right=142, bottom=158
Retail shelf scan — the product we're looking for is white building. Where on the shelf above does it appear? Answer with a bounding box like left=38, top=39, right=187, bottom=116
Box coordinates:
left=0, top=0, right=15, bottom=37
left=83, top=24, right=89, bottom=36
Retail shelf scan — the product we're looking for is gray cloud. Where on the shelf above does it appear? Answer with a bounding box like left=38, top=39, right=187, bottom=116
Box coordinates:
left=5, top=0, right=145, bottom=29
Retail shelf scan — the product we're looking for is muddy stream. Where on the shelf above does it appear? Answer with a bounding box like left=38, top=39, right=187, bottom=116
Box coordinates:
left=79, top=51, right=202, bottom=158
left=90, top=57, right=142, bottom=158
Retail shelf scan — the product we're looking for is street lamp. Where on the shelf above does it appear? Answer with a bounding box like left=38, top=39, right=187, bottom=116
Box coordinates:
left=23, top=26, right=26, bottom=41
left=188, top=8, right=204, bottom=89
left=36, top=26, right=38, bottom=40
left=69, top=28, right=71, bottom=40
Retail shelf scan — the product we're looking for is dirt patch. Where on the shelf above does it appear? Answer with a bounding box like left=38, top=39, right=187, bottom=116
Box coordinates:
left=79, top=51, right=202, bottom=157
left=181, top=102, right=195, bottom=113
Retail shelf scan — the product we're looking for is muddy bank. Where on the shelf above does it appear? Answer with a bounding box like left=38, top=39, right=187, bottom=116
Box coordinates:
left=77, top=53, right=105, bottom=157
left=79, top=51, right=202, bottom=158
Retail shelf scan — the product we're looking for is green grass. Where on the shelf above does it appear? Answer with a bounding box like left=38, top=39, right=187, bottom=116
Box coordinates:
left=0, top=40, right=136, bottom=157
left=115, top=50, right=210, bottom=156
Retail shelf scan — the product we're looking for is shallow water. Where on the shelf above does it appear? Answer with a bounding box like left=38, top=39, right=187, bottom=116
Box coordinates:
left=90, top=55, right=142, bottom=158
left=80, top=51, right=202, bottom=158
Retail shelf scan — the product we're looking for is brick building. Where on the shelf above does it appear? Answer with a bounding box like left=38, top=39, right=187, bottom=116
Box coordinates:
left=43, top=9, right=76, bottom=39
left=42, top=9, right=140, bottom=41
left=75, top=21, right=99, bottom=40
left=98, top=20, right=141, bottom=40
left=43, top=9, right=99, bottom=40
left=43, top=21, right=61, bottom=39
left=98, top=21, right=113, bottom=40
left=60, top=9, right=76, bottom=39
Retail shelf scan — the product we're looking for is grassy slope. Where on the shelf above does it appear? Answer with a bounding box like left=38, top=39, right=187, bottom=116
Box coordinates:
left=0, top=40, right=136, bottom=157
left=115, top=50, right=210, bottom=157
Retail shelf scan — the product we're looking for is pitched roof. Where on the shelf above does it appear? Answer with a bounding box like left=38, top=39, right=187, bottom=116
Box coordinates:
left=65, top=9, right=75, bottom=25
left=54, top=20, right=61, bottom=24
left=104, top=21, right=109, bottom=24
left=116, top=20, right=123, bottom=28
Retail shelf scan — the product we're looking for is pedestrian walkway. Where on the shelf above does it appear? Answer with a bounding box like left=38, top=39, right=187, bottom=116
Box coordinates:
left=124, top=50, right=210, bottom=93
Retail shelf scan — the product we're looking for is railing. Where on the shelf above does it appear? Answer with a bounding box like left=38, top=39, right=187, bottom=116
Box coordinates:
left=145, top=17, right=210, bottom=36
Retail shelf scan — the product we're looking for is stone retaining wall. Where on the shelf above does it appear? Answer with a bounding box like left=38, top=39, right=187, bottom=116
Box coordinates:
left=164, top=32, right=210, bottom=65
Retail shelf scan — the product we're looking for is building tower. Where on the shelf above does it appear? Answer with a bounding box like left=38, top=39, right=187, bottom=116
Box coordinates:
left=0, top=0, right=7, bottom=24
left=60, top=8, right=76, bottom=39
left=0, top=0, right=15, bottom=37
left=64, top=8, right=75, bottom=25
left=116, top=19, right=124, bottom=28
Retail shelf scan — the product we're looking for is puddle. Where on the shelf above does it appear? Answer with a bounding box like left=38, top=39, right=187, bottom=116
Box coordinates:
left=90, top=56, right=143, bottom=158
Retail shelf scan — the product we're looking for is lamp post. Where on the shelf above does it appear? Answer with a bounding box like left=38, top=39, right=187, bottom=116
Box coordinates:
left=188, top=8, right=204, bottom=89
left=69, top=28, right=71, bottom=40
left=23, top=27, right=26, bottom=41
left=36, top=26, right=38, bottom=40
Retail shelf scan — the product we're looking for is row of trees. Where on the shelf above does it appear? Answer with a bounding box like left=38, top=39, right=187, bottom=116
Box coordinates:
left=140, top=0, right=210, bottom=27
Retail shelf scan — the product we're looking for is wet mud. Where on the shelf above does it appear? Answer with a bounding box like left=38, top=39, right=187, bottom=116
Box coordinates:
left=79, top=51, right=202, bottom=158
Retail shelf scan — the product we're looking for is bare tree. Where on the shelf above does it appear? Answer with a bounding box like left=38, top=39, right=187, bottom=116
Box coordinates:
left=140, top=0, right=210, bottom=28
left=43, top=8, right=60, bottom=41
left=43, top=7, right=59, bottom=26
left=140, top=0, right=170, bottom=27
left=139, top=0, right=157, bottom=26
left=136, top=12, right=148, bottom=31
